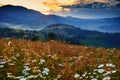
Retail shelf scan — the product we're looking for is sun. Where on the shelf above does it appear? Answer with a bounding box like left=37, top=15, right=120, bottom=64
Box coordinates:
left=41, top=11, right=51, bottom=15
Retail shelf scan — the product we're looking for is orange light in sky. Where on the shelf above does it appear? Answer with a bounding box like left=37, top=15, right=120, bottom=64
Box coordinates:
left=0, top=0, right=109, bottom=15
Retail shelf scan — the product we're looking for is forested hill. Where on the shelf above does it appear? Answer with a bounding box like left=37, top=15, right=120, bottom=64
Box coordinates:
left=0, top=25, right=120, bottom=48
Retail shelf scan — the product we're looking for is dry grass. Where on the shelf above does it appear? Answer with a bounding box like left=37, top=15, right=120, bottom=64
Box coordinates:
left=0, top=38, right=120, bottom=80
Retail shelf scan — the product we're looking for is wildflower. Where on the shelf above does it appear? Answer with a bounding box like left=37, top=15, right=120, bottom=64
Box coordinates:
left=0, top=60, right=6, bottom=65
left=80, top=77, right=83, bottom=79
left=111, top=65, right=116, bottom=68
left=92, top=78, right=98, bottom=80
left=85, top=76, right=88, bottom=79
left=98, top=64, right=104, bottom=68
left=7, top=73, right=12, bottom=78
left=20, top=78, right=27, bottom=80
left=39, top=59, right=45, bottom=64
left=16, top=54, right=20, bottom=57
left=47, top=54, right=52, bottom=57
left=12, top=57, right=17, bottom=60
left=74, top=73, right=80, bottom=78
left=22, top=70, right=30, bottom=76
left=8, top=63, right=14, bottom=66
left=57, top=75, right=62, bottom=79
left=93, top=72, right=96, bottom=74
left=0, top=65, right=4, bottom=68
left=38, top=73, right=43, bottom=77
left=112, top=70, right=117, bottom=73
left=103, top=76, right=111, bottom=80
left=8, top=41, right=12, bottom=46
left=94, top=69, right=98, bottom=72
left=32, top=59, right=37, bottom=63
left=106, top=63, right=114, bottom=67
left=14, top=76, right=24, bottom=79
left=82, top=72, right=87, bottom=77
left=43, top=68, right=50, bottom=72
left=58, top=63, right=63, bottom=67
left=24, top=63, right=30, bottom=66
left=24, top=66, right=31, bottom=71
left=42, top=68, right=50, bottom=75
left=90, top=76, right=94, bottom=78
left=103, top=71, right=111, bottom=76
left=98, top=69, right=105, bottom=73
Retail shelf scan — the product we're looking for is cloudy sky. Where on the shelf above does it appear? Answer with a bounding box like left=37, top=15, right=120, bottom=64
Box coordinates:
left=0, top=0, right=120, bottom=19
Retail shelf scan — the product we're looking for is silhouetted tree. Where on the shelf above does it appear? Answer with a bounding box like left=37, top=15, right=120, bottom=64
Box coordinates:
left=48, top=32, right=56, bottom=40
left=31, top=35, right=40, bottom=41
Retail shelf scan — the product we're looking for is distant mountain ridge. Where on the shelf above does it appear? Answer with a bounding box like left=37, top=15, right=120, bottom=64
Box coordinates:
left=0, top=5, right=43, bottom=24
left=0, top=5, right=120, bottom=33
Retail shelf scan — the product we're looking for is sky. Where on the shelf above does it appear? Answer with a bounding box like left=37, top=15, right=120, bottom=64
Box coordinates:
left=0, top=0, right=120, bottom=19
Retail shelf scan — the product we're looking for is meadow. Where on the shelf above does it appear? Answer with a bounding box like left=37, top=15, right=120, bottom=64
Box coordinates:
left=0, top=38, right=120, bottom=80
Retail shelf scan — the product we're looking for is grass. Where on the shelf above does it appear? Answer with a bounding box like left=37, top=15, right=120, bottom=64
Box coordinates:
left=0, top=38, right=120, bottom=80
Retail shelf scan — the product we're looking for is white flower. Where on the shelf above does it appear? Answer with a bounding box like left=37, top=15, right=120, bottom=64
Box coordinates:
left=57, top=75, right=62, bottom=79
left=27, top=75, right=34, bottom=79
left=82, top=72, right=87, bottom=77
left=8, top=41, right=12, bottom=46
left=0, top=65, right=4, bottom=68
left=98, top=64, right=104, bottom=68
left=8, top=63, right=15, bottom=66
left=20, top=78, right=26, bottom=80
left=14, top=76, right=24, bottom=79
left=106, top=63, right=114, bottom=67
left=103, top=77, right=111, bottom=80
left=80, top=77, right=83, bottom=79
left=24, top=63, right=30, bottom=66
left=32, top=59, right=37, bottom=63
left=103, top=71, right=111, bottom=76
left=12, top=57, right=17, bottom=60
left=24, top=66, right=31, bottom=71
left=92, top=78, right=98, bottom=80
left=98, top=69, right=105, bottom=73
left=74, top=73, right=80, bottom=78
left=42, top=68, right=50, bottom=75
left=85, top=76, right=88, bottom=78
left=58, top=64, right=63, bottom=67
left=93, top=72, right=96, bottom=74
left=39, top=59, right=45, bottom=64
left=16, top=54, right=20, bottom=57
left=7, top=73, right=12, bottom=78
left=111, top=65, right=116, bottom=68
left=43, top=68, right=50, bottom=72
left=0, top=60, right=6, bottom=65
left=94, top=69, right=98, bottom=72
left=42, top=71, right=49, bottom=75
left=112, top=70, right=117, bottom=73
left=90, top=76, right=94, bottom=78
left=22, top=70, right=29, bottom=76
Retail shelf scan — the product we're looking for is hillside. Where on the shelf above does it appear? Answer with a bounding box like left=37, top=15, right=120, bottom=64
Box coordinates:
left=0, top=26, right=120, bottom=48
left=0, top=38, right=120, bottom=79
left=0, top=5, right=43, bottom=24
left=40, top=24, right=120, bottom=48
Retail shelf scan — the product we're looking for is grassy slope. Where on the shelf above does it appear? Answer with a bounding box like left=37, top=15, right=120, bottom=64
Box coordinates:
left=0, top=38, right=120, bottom=79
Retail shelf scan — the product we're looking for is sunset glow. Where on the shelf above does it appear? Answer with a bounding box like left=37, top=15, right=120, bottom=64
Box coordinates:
left=0, top=0, right=110, bottom=15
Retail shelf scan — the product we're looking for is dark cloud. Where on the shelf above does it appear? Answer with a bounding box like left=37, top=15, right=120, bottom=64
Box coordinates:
left=60, top=1, right=120, bottom=19
left=116, top=0, right=120, bottom=1
left=115, top=3, right=120, bottom=8
left=62, top=2, right=119, bottom=9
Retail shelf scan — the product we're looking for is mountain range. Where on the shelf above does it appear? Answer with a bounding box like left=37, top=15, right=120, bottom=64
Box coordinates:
left=0, top=5, right=120, bottom=33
